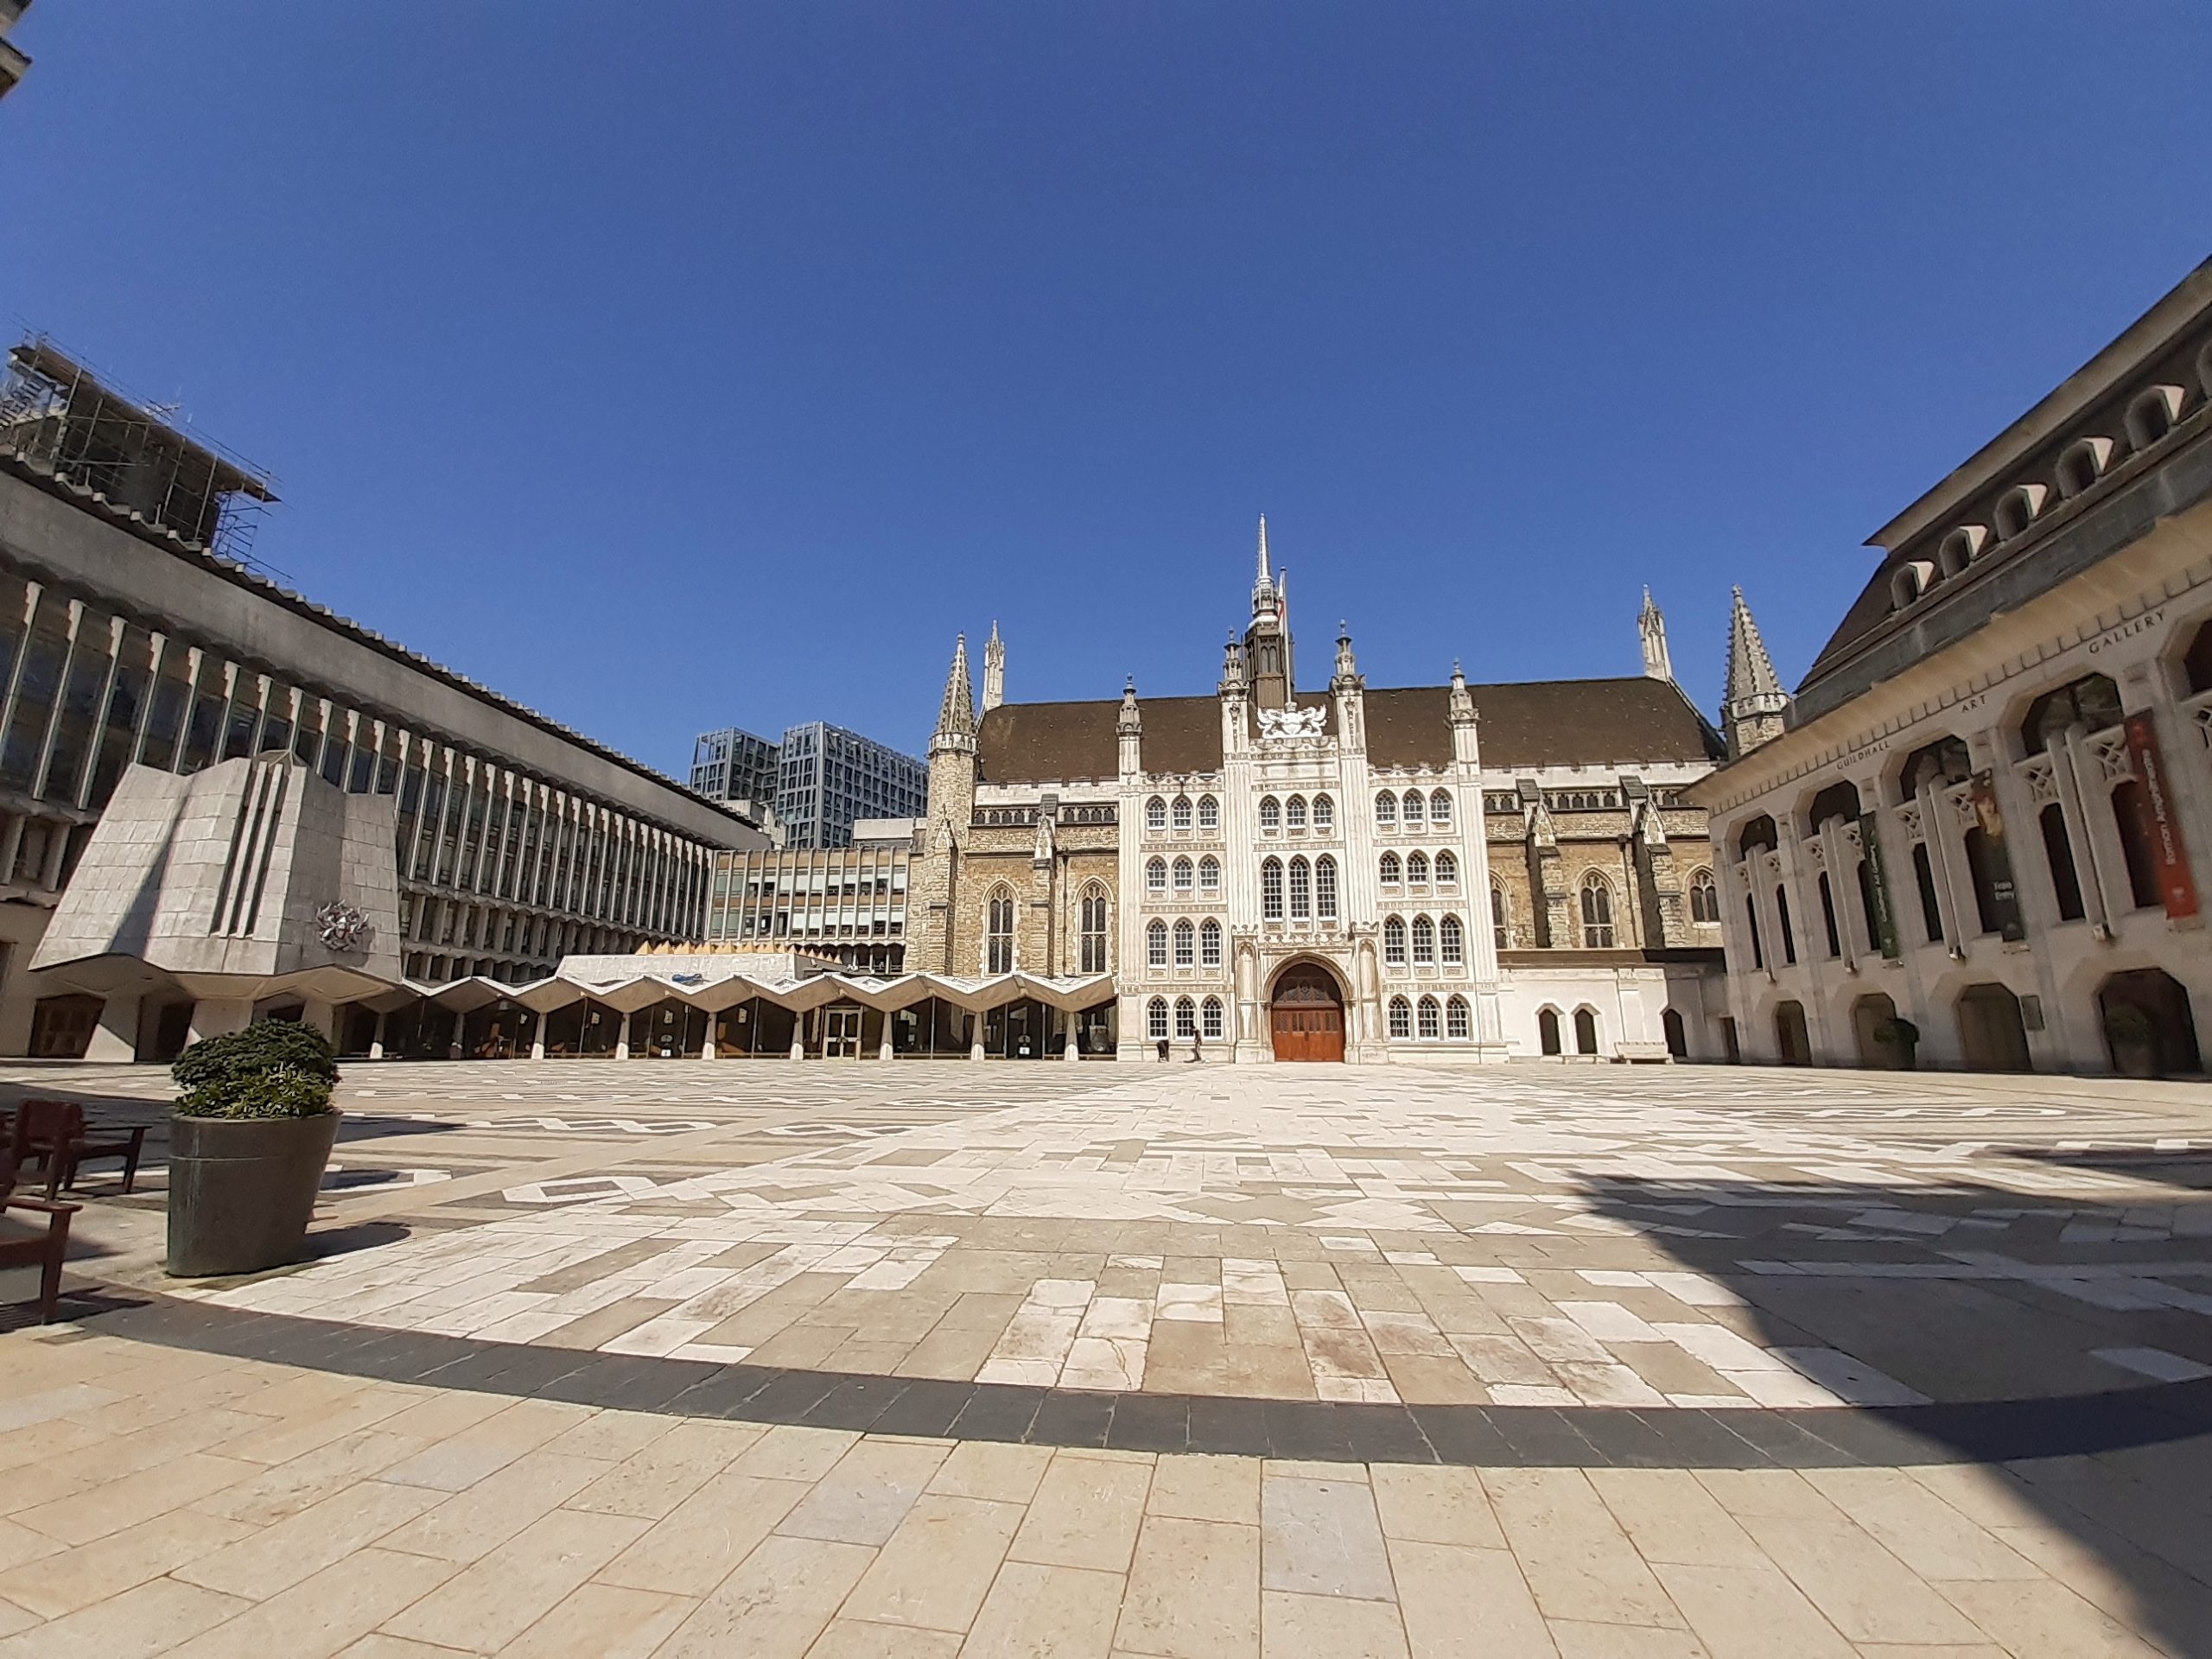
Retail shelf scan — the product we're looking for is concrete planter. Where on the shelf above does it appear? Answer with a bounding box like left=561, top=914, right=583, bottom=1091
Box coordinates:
left=166, top=1112, right=340, bottom=1277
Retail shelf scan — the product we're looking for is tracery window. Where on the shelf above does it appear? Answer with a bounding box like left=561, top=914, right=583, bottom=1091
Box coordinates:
left=1198, top=795, right=1219, bottom=830
left=1375, top=791, right=1397, bottom=827
left=1380, top=851, right=1402, bottom=887
left=1388, top=995, right=1412, bottom=1039
left=1173, top=856, right=1193, bottom=892
left=1402, top=791, right=1425, bottom=826
left=1147, top=997, right=1168, bottom=1039
left=1407, top=851, right=1429, bottom=887
left=1173, top=918, right=1195, bottom=967
left=986, top=887, right=1016, bottom=973
left=1146, top=857, right=1167, bottom=893
left=1688, top=868, right=1720, bottom=925
left=1079, top=884, right=1109, bottom=973
left=1288, top=856, right=1312, bottom=919
left=1201, top=996, right=1224, bottom=1039
left=1580, top=874, right=1615, bottom=948
left=1285, top=795, right=1307, bottom=830
left=1315, top=855, right=1338, bottom=920
left=1491, top=883, right=1510, bottom=950
left=1261, top=857, right=1284, bottom=920
left=1198, top=855, right=1221, bottom=891
left=1146, top=797, right=1167, bottom=833
left=1434, top=850, right=1457, bottom=887
left=1199, top=918, right=1223, bottom=967
left=1172, top=795, right=1192, bottom=831
left=1430, top=790, right=1452, bottom=827
left=1147, top=919, right=1168, bottom=969
left=1174, top=996, right=1197, bottom=1039
left=1440, top=913, right=1464, bottom=965
left=1313, top=794, right=1334, bottom=831
left=1417, top=996, right=1441, bottom=1039
left=1411, top=914, right=1435, bottom=964
left=1383, top=916, right=1407, bottom=965
left=1446, top=996, right=1471, bottom=1039
left=1259, top=796, right=1281, bottom=832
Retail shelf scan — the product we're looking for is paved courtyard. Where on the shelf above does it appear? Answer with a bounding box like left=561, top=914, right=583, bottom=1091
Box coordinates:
left=3, top=1058, right=2210, bottom=1656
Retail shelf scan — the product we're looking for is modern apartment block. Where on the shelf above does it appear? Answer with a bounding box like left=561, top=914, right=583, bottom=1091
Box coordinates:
left=688, top=725, right=780, bottom=817
left=706, top=844, right=909, bottom=973
left=775, top=721, right=926, bottom=849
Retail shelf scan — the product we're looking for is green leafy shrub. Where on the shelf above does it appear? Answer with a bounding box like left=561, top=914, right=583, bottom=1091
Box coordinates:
left=173, top=1020, right=338, bottom=1119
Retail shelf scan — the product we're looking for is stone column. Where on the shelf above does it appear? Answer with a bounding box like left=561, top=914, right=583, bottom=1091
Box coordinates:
left=85, top=995, right=142, bottom=1062
left=188, top=998, right=253, bottom=1044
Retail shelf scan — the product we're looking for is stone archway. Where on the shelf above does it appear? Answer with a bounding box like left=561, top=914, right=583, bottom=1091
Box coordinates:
left=2098, top=969, right=2202, bottom=1078
left=1957, top=982, right=2031, bottom=1073
left=1268, top=960, right=1346, bottom=1062
left=1851, top=992, right=1898, bottom=1070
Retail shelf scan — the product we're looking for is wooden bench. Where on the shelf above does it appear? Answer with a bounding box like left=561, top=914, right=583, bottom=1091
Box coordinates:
left=0, top=1134, right=79, bottom=1323
left=10, top=1099, right=148, bottom=1198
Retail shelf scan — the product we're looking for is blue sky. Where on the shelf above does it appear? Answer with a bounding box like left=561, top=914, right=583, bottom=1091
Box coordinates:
left=3, top=5, right=2209, bottom=778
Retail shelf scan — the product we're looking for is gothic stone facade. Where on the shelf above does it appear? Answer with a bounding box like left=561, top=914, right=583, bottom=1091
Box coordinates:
left=909, top=526, right=1732, bottom=1062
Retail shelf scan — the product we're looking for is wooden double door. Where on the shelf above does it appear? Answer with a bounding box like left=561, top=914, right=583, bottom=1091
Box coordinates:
left=1269, top=963, right=1345, bottom=1062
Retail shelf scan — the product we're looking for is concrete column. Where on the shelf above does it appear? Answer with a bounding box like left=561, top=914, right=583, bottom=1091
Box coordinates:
left=369, top=1009, right=388, bottom=1059
left=613, top=1019, right=631, bottom=1061
left=85, top=994, right=142, bottom=1062
left=702, top=1012, right=723, bottom=1060
left=529, top=1020, right=546, bottom=1060
left=188, top=998, right=253, bottom=1044
left=969, top=1021, right=986, bottom=1061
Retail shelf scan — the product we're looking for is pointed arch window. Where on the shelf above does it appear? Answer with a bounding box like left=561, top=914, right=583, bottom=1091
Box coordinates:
left=1402, top=790, right=1425, bottom=826
left=1375, top=791, right=1397, bottom=827
left=1491, top=883, right=1510, bottom=950
left=1147, top=919, right=1169, bottom=969
left=1688, top=868, right=1720, bottom=925
left=1079, top=884, right=1109, bottom=973
left=1430, top=790, right=1452, bottom=827
left=1773, top=885, right=1797, bottom=963
left=1446, top=995, right=1471, bottom=1039
left=1146, top=857, right=1167, bottom=893
left=1383, top=915, right=1407, bottom=965
left=1407, top=851, right=1430, bottom=887
left=1173, top=918, right=1195, bottom=967
left=1315, top=855, right=1338, bottom=920
left=1197, top=795, right=1219, bottom=830
left=1171, top=795, right=1192, bottom=831
left=1261, top=857, right=1284, bottom=920
left=986, top=887, right=1016, bottom=973
left=1147, top=997, right=1168, bottom=1039
left=1201, top=996, right=1224, bottom=1039
left=1538, top=1007, right=1562, bottom=1054
left=1172, top=856, right=1193, bottom=892
left=1174, top=996, right=1197, bottom=1039
left=1412, top=914, right=1436, bottom=964
left=1417, top=996, right=1441, bottom=1039
left=1380, top=851, right=1402, bottom=887
left=1259, top=796, right=1281, bottom=832
left=1146, top=797, right=1167, bottom=833
left=1573, top=1007, right=1599, bottom=1054
left=1434, top=850, right=1458, bottom=887
left=1288, top=856, right=1312, bottom=919
left=1580, top=874, right=1615, bottom=948
left=1313, top=794, right=1335, bottom=831
left=1440, top=913, right=1464, bottom=965
left=1389, top=995, right=1413, bottom=1039
left=1198, top=855, right=1221, bottom=891
left=1199, top=918, right=1223, bottom=968
left=1285, top=794, right=1307, bottom=831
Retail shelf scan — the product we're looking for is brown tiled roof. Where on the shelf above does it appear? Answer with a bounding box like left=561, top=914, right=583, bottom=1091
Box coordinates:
left=976, top=677, right=1719, bottom=784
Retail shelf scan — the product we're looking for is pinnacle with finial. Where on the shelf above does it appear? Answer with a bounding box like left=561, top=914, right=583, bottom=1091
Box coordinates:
left=934, top=632, right=976, bottom=740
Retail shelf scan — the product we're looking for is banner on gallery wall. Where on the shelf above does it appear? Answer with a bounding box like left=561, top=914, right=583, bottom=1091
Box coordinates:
left=1964, top=772, right=2027, bottom=943
left=2123, top=712, right=2201, bottom=921
left=1857, top=810, right=1901, bottom=959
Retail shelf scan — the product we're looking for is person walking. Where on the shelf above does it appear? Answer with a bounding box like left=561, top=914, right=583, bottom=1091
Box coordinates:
left=1187, top=1028, right=1203, bottom=1063
left=1156, top=1034, right=1170, bottom=1062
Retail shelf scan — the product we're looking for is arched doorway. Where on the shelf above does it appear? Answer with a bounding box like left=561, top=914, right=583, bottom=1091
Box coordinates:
left=1662, top=1008, right=1688, bottom=1059
left=1773, top=1001, right=1811, bottom=1065
left=2098, top=969, right=2202, bottom=1078
left=1537, top=1007, right=1562, bottom=1055
left=1573, top=1007, right=1599, bottom=1055
left=1956, top=982, right=2031, bottom=1072
left=1851, top=993, right=1897, bottom=1070
left=1269, top=962, right=1344, bottom=1061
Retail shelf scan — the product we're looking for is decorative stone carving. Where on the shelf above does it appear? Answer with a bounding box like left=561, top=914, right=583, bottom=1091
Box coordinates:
left=1257, top=705, right=1325, bottom=741
left=315, top=900, right=373, bottom=954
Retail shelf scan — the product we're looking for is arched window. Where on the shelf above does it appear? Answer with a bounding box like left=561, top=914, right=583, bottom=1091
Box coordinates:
left=1411, top=914, right=1436, bottom=964
left=1491, top=883, right=1510, bottom=950
left=1173, top=856, right=1193, bottom=892
left=1890, top=562, right=1932, bottom=610
left=1198, top=855, right=1220, bottom=891
left=1147, top=997, right=1168, bottom=1039
left=1259, top=796, right=1281, bottom=832
left=1580, top=874, right=1615, bottom=948
left=1417, top=997, right=1441, bottom=1039
left=1380, top=851, right=1402, bottom=886
left=1446, top=996, right=1471, bottom=1039
left=1173, top=918, right=1195, bottom=967
left=2056, top=437, right=2111, bottom=499
left=1573, top=1007, right=1599, bottom=1055
left=1434, top=851, right=1458, bottom=887
left=1817, top=872, right=1841, bottom=958
left=1174, top=996, right=1197, bottom=1038
left=986, top=887, right=1016, bottom=973
left=1147, top=919, right=1169, bottom=969
left=1313, top=794, right=1335, bottom=831
left=1430, top=790, right=1452, bottom=827
left=2039, top=804, right=2086, bottom=923
left=1911, top=842, right=1943, bottom=944
left=1201, top=996, right=1224, bottom=1039
left=2020, top=673, right=2123, bottom=753
left=1146, top=797, right=1167, bottom=833
left=1197, top=795, right=1220, bottom=830
left=1774, top=884, right=1797, bottom=963
left=1993, top=483, right=2046, bottom=543
left=1374, top=791, right=1397, bottom=827
left=1383, top=916, right=1407, bottom=965
left=1388, top=996, right=1412, bottom=1039
left=2126, top=385, right=2183, bottom=452
left=1199, top=918, right=1223, bottom=967
left=1688, top=868, right=1720, bottom=925
left=1171, top=795, right=1192, bottom=831
left=1079, top=884, right=1109, bottom=973
left=1288, top=856, right=1312, bottom=919
left=1285, top=794, right=1307, bottom=830
left=1261, top=857, right=1284, bottom=920
left=1402, top=791, right=1425, bottom=826
left=1937, top=526, right=1984, bottom=577
left=1314, top=855, right=1338, bottom=919
left=1407, top=851, right=1429, bottom=887
left=1440, top=913, right=1464, bottom=965
left=1538, top=1007, right=1561, bottom=1054
left=1146, top=857, right=1167, bottom=893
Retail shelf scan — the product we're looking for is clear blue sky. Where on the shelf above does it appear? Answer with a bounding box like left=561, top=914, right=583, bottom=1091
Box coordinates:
left=3, top=5, right=2209, bottom=779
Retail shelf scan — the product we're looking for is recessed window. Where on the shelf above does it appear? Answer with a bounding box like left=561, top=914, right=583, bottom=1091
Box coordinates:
left=1440, top=913, right=1464, bottom=965
left=1147, top=997, right=1168, bottom=1039
left=1937, top=526, right=1984, bottom=577
left=1380, top=851, right=1402, bottom=887
left=1197, top=795, right=1219, bottom=830
left=1890, top=561, right=1935, bottom=611
left=1313, top=794, right=1335, bottom=831
left=1259, top=796, right=1281, bottom=832
left=1174, top=996, right=1197, bottom=1039
left=1147, top=919, right=1168, bottom=969
left=1285, top=794, right=1306, bottom=831
left=1261, top=857, right=1284, bottom=920
left=2126, top=385, right=2184, bottom=452
left=2056, top=436, right=2112, bottom=499
left=1173, top=918, right=1195, bottom=967
left=1491, top=883, right=1510, bottom=950
left=1411, top=914, right=1435, bottom=964
left=1446, top=996, right=1471, bottom=1039
left=1288, top=856, right=1312, bottom=920
left=1173, top=856, right=1193, bottom=892
left=1383, top=916, right=1406, bottom=965
left=1993, top=483, right=2046, bottom=542
left=1198, top=855, right=1221, bottom=891
left=1172, top=795, right=1192, bottom=830
left=1435, top=850, right=1458, bottom=887
left=1688, top=868, right=1720, bottom=925
left=1417, top=997, right=1441, bottom=1039
left=1430, top=791, right=1452, bottom=827
left=1147, top=857, right=1167, bottom=893
left=1201, top=997, right=1224, bottom=1039
left=1389, top=995, right=1412, bottom=1039
left=1199, top=918, right=1223, bottom=967
left=1316, top=855, right=1338, bottom=919
left=1375, top=791, right=1397, bottom=828
left=1407, top=851, right=1429, bottom=887
left=1402, top=791, right=1425, bottom=826
left=1580, top=874, right=1615, bottom=948
left=986, top=887, right=1015, bottom=973
left=1146, top=797, right=1166, bottom=832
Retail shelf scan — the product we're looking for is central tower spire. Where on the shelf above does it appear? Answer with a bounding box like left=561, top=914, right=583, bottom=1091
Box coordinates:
left=1243, top=513, right=1294, bottom=709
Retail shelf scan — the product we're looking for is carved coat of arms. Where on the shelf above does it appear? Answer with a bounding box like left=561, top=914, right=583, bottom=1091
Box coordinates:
left=1257, top=705, right=1326, bottom=741
left=315, top=901, right=373, bottom=953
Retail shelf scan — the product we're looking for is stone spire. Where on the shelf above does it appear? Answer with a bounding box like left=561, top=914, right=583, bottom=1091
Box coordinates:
left=932, top=633, right=976, bottom=753
left=1720, top=587, right=1789, bottom=759
left=1332, top=620, right=1359, bottom=689
left=981, top=620, right=1005, bottom=714
left=1638, top=587, right=1674, bottom=682
left=1244, top=515, right=1294, bottom=710
left=1251, top=514, right=1279, bottom=622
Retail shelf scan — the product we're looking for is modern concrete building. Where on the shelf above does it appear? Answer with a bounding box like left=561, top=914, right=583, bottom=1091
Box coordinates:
left=1690, top=257, right=2212, bottom=1077
left=706, top=844, right=909, bottom=973
left=687, top=725, right=780, bottom=819
left=0, top=339, right=768, bottom=1057
left=774, top=721, right=925, bottom=850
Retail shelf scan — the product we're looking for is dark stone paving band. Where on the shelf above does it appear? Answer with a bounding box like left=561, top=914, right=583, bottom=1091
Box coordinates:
left=72, top=1294, right=2212, bottom=1470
